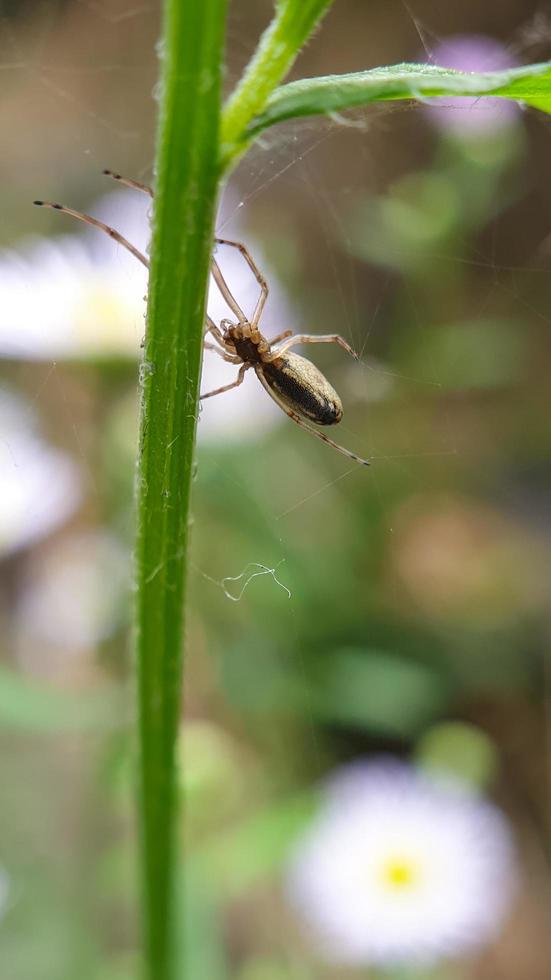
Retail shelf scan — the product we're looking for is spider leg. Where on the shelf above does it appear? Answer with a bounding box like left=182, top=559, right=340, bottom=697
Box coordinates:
left=266, top=333, right=358, bottom=362
left=211, top=256, right=247, bottom=323
left=94, top=190, right=266, bottom=329
left=215, top=238, right=268, bottom=329
left=255, top=367, right=369, bottom=466
left=33, top=200, right=149, bottom=269
left=205, top=315, right=237, bottom=354
left=204, top=341, right=241, bottom=364
left=102, top=169, right=154, bottom=198
left=200, top=363, right=249, bottom=401
left=270, top=329, right=293, bottom=345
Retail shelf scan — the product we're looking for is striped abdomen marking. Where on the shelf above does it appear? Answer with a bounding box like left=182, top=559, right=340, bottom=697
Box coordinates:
left=260, top=352, right=343, bottom=426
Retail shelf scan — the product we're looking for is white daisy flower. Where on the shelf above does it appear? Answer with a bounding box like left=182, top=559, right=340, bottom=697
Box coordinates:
left=3, top=189, right=294, bottom=439
left=0, top=390, right=80, bottom=556
left=287, top=759, right=517, bottom=967
left=0, top=191, right=148, bottom=360
left=14, top=529, right=129, bottom=671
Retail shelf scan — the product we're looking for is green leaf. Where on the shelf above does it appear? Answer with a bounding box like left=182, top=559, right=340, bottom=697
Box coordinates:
left=245, top=59, right=551, bottom=138
left=313, top=648, right=451, bottom=737
left=0, top=666, right=123, bottom=733
left=195, top=793, right=315, bottom=897
left=181, top=865, right=229, bottom=980
left=415, top=722, right=499, bottom=791
left=135, top=1, right=226, bottom=978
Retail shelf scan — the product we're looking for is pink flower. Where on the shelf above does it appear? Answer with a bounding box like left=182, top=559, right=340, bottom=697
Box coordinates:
left=427, top=35, right=519, bottom=136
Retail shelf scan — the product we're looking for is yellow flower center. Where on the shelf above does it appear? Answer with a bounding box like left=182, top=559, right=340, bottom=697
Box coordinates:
left=380, top=855, right=420, bottom=891
left=74, top=286, right=138, bottom=353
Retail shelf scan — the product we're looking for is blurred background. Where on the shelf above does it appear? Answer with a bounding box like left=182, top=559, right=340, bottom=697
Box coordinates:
left=1, top=0, right=551, bottom=977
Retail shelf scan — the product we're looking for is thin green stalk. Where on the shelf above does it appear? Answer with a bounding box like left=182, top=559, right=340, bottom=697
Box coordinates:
left=136, top=0, right=226, bottom=978
left=220, top=0, right=333, bottom=172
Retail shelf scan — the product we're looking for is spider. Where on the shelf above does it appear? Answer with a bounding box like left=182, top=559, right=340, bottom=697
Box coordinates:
left=34, top=170, right=369, bottom=466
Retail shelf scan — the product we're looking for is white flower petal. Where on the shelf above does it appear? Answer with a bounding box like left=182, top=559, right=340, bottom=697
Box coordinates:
left=0, top=390, right=80, bottom=555
left=15, top=530, right=129, bottom=659
left=4, top=191, right=297, bottom=442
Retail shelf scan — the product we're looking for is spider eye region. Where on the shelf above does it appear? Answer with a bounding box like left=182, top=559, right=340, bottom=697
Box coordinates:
left=261, top=352, right=343, bottom=426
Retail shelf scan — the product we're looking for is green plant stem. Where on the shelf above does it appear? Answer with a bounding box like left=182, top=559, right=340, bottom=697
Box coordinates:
left=220, top=0, right=333, bottom=172
left=136, top=0, right=226, bottom=977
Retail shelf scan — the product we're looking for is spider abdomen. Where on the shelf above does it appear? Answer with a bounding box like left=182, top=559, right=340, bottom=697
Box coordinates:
left=259, top=352, right=343, bottom=426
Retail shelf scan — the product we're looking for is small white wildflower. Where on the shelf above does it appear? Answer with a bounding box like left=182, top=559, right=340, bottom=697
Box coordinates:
left=3, top=190, right=294, bottom=440
left=0, top=390, right=80, bottom=556
left=0, top=192, right=147, bottom=360
left=287, top=759, right=517, bottom=967
left=14, top=530, right=129, bottom=670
